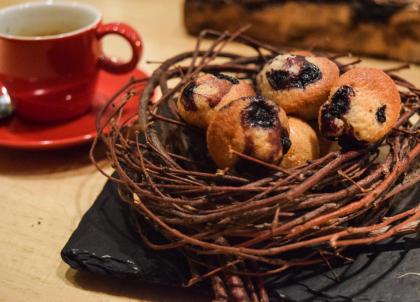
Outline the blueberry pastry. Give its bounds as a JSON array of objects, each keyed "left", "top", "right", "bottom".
[
  {"left": 207, "top": 95, "right": 290, "bottom": 169},
  {"left": 257, "top": 53, "right": 339, "bottom": 120},
  {"left": 281, "top": 117, "right": 320, "bottom": 169},
  {"left": 319, "top": 67, "right": 401, "bottom": 148},
  {"left": 177, "top": 73, "right": 255, "bottom": 128},
  {"left": 185, "top": 0, "right": 420, "bottom": 63}
]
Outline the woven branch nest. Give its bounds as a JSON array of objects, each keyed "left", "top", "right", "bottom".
[{"left": 91, "top": 29, "right": 420, "bottom": 295}]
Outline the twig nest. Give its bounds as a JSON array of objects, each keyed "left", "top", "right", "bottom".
[
  {"left": 177, "top": 73, "right": 255, "bottom": 128},
  {"left": 281, "top": 117, "right": 320, "bottom": 168},
  {"left": 207, "top": 95, "right": 290, "bottom": 169},
  {"left": 257, "top": 53, "right": 339, "bottom": 120},
  {"left": 319, "top": 67, "right": 401, "bottom": 148}
]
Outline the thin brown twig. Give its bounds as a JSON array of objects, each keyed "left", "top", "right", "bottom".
[{"left": 90, "top": 28, "right": 420, "bottom": 299}]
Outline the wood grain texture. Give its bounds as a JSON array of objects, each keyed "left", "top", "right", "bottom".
[{"left": 0, "top": 0, "right": 418, "bottom": 301}]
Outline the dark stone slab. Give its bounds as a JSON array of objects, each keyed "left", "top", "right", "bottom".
[
  {"left": 61, "top": 177, "right": 189, "bottom": 286},
  {"left": 61, "top": 177, "right": 420, "bottom": 301}
]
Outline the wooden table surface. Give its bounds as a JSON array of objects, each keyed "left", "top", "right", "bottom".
[{"left": 0, "top": 1, "right": 419, "bottom": 301}]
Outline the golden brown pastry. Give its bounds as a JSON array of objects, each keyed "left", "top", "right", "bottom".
[
  {"left": 185, "top": 0, "right": 420, "bottom": 63},
  {"left": 290, "top": 50, "right": 314, "bottom": 57},
  {"left": 257, "top": 53, "right": 339, "bottom": 120},
  {"left": 177, "top": 73, "right": 255, "bottom": 128},
  {"left": 319, "top": 67, "right": 401, "bottom": 148},
  {"left": 281, "top": 117, "right": 320, "bottom": 168},
  {"left": 207, "top": 95, "right": 290, "bottom": 169}
]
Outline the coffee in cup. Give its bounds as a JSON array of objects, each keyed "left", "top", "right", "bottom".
[{"left": 0, "top": 2, "right": 142, "bottom": 122}]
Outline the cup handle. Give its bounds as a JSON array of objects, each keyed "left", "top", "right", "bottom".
[{"left": 96, "top": 22, "right": 142, "bottom": 74}]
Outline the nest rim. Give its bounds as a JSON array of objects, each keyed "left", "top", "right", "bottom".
[{"left": 90, "top": 29, "right": 420, "bottom": 287}]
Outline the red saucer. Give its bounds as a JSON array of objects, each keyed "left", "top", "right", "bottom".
[{"left": 0, "top": 68, "right": 147, "bottom": 150}]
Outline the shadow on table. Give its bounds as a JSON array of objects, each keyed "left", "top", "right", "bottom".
[
  {"left": 64, "top": 268, "right": 210, "bottom": 302},
  {"left": 0, "top": 143, "right": 107, "bottom": 175}
]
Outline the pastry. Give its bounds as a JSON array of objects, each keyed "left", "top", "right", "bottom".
[
  {"left": 257, "top": 53, "right": 339, "bottom": 120},
  {"left": 308, "top": 120, "right": 340, "bottom": 156},
  {"left": 281, "top": 117, "right": 320, "bottom": 168},
  {"left": 184, "top": 0, "right": 420, "bottom": 63},
  {"left": 177, "top": 73, "right": 255, "bottom": 128},
  {"left": 207, "top": 95, "right": 290, "bottom": 169},
  {"left": 319, "top": 67, "right": 401, "bottom": 148}
]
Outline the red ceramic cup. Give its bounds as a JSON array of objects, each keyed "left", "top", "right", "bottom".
[{"left": 0, "top": 2, "right": 142, "bottom": 122}]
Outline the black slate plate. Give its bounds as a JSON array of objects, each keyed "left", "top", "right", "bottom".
[{"left": 61, "top": 178, "right": 420, "bottom": 302}]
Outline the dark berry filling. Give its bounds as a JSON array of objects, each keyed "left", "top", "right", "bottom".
[
  {"left": 215, "top": 73, "right": 239, "bottom": 84},
  {"left": 376, "top": 105, "right": 387, "bottom": 123},
  {"left": 241, "top": 96, "right": 278, "bottom": 129},
  {"left": 320, "top": 85, "right": 355, "bottom": 135},
  {"left": 329, "top": 85, "right": 354, "bottom": 117},
  {"left": 266, "top": 70, "right": 289, "bottom": 90},
  {"left": 266, "top": 55, "right": 321, "bottom": 90},
  {"left": 281, "top": 136, "right": 291, "bottom": 154},
  {"left": 277, "top": 126, "right": 291, "bottom": 154},
  {"left": 181, "top": 81, "right": 198, "bottom": 111},
  {"left": 320, "top": 112, "right": 339, "bottom": 137}
]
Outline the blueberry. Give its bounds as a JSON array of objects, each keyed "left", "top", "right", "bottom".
[
  {"left": 266, "top": 56, "right": 321, "bottom": 90},
  {"left": 376, "top": 105, "right": 387, "bottom": 123},
  {"left": 181, "top": 81, "right": 198, "bottom": 111},
  {"left": 241, "top": 96, "right": 278, "bottom": 129}
]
